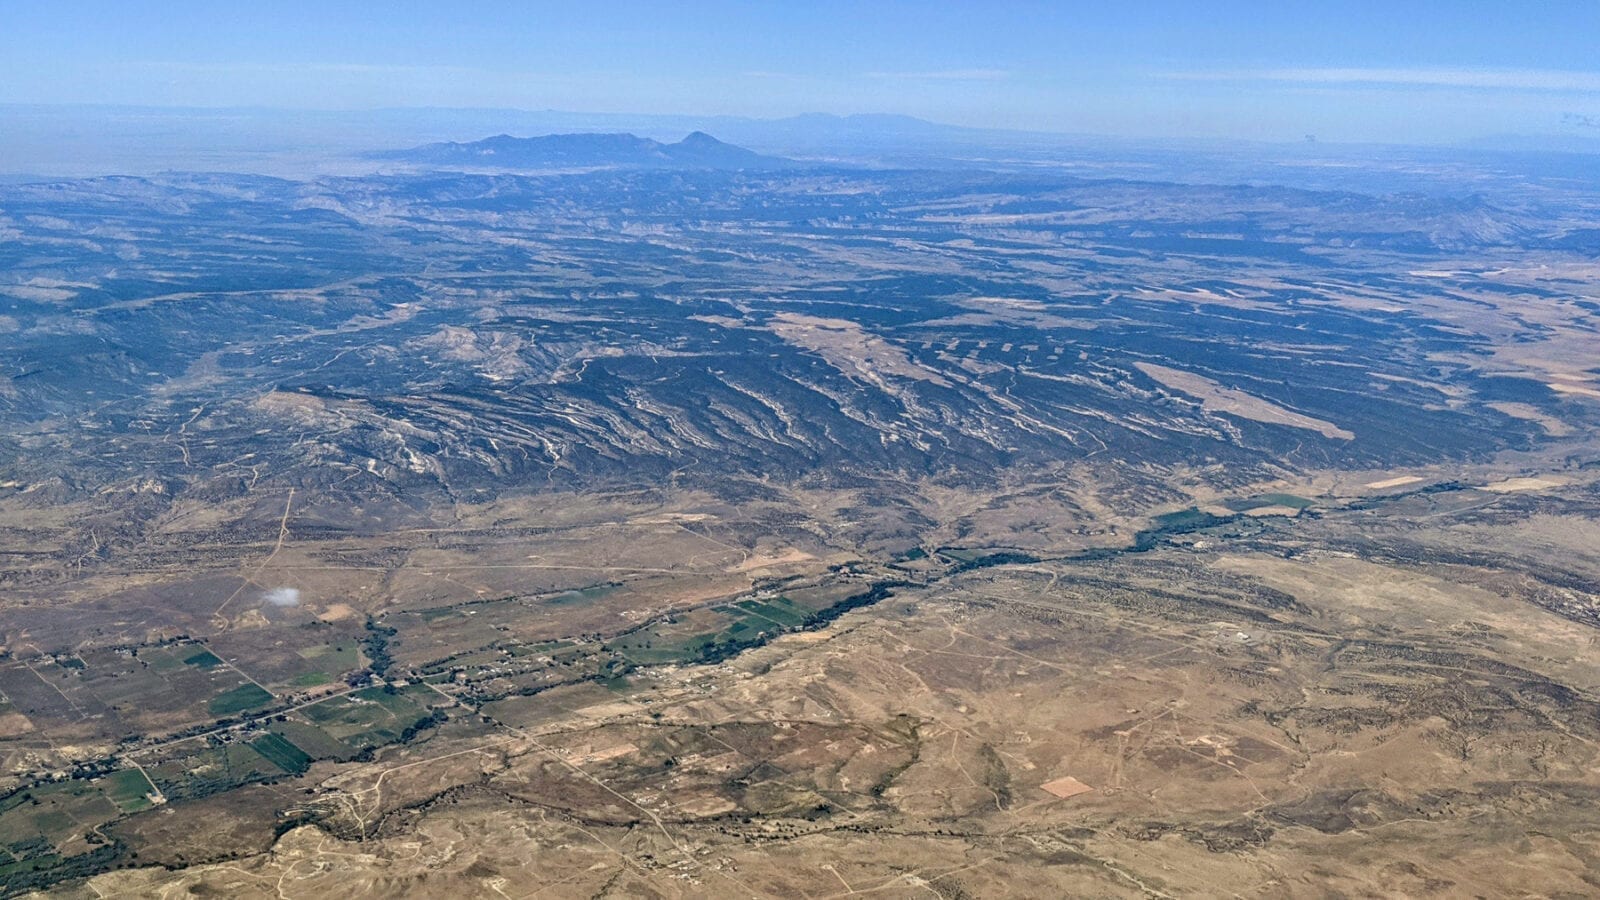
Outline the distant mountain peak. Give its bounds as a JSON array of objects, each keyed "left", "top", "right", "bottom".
[{"left": 370, "top": 131, "right": 791, "bottom": 171}]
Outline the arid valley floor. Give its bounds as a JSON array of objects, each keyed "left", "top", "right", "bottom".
[{"left": 2, "top": 146, "right": 1600, "bottom": 897}]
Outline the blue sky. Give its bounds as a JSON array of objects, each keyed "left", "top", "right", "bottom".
[{"left": 4, "top": 1, "right": 1599, "bottom": 143}]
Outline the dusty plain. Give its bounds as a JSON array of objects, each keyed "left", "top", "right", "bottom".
[{"left": 0, "top": 154, "right": 1598, "bottom": 897}]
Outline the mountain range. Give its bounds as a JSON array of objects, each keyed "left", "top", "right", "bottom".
[{"left": 370, "top": 130, "right": 791, "bottom": 170}]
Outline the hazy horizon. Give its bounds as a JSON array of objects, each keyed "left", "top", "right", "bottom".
[{"left": 5, "top": 1, "right": 1600, "bottom": 145}]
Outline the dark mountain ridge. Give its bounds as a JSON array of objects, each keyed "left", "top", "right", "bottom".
[{"left": 370, "top": 130, "right": 792, "bottom": 171}]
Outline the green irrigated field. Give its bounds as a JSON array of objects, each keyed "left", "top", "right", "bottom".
[
  {"left": 736, "top": 596, "right": 812, "bottom": 628},
  {"left": 0, "top": 641, "right": 315, "bottom": 762},
  {"left": 269, "top": 720, "right": 356, "bottom": 761},
  {"left": 181, "top": 649, "right": 224, "bottom": 669},
  {"left": 0, "top": 684, "right": 448, "bottom": 888},
  {"left": 1224, "top": 492, "right": 1317, "bottom": 512},
  {"left": 0, "top": 849, "right": 62, "bottom": 883},
  {"left": 208, "top": 683, "right": 274, "bottom": 716},
  {"left": 0, "top": 777, "right": 123, "bottom": 870},
  {"left": 610, "top": 596, "right": 821, "bottom": 666},
  {"left": 137, "top": 646, "right": 186, "bottom": 672},
  {"left": 1151, "top": 507, "right": 1226, "bottom": 530},
  {"left": 297, "top": 686, "right": 435, "bottom": 752},
  {"left": 280, "top": 641, "right": 362, "bottom": 688},
  {"left": 504, "top": 639, "right": 575, "bottom": 658},
  {"left": 249, "top": 733, "right": 312, "bottom": 775},
  {"left": 148, "top": 743, "right": 278, "bottom": 802},
  {"left": 545, "top": 583, "right": 620, "bottom": 607},
  {"left": 99, "top": 769, "right": 156, "bottom": 813}
]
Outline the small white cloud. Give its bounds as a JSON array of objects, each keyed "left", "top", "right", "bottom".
[{"left": 262, "top": 587, "right": 301, "bottom": 607}]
